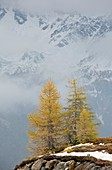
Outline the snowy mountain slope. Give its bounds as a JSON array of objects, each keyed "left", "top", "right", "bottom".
[
  {"left": 0, "top": 8, "right": 112, "bottom": 56},
  {"left": 0, "top": 8, "right": 112, "bottom": 79},
  {"left": 0, "top": 51, "right": 44, "bottom": 76},
  {"left": 0, "top": 7, "right": 112, "bottom": 170},
  {"left": 77, "top": 32, "right": 112, "bottom": 84},
  {"left": 0, "top": 7, "right": 6, "bottom": 20}
]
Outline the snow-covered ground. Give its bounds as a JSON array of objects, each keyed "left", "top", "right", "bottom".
[
  {"left": 55, "top": 151, "right": 112, "bottom": 161},
  {"left": 54, "top": 143, "right": 112, "bottom": 162}
]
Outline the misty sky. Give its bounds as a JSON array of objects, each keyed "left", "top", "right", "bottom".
[{"left": 0, "top": 0, "right": 112, "bottom": 16}]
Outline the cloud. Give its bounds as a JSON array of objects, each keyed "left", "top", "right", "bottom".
[
  {"left": 0, "top": 0, "right": 112, "bottom": 16},
  {"left": 0, "top": 77, "right": 39, "bottom": 113}
]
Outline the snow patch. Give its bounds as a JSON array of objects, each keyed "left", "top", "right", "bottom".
[{"left": 55, "top": 151, "right": 112, "bottom": 162}]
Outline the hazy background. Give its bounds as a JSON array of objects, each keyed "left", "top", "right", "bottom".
[{"left": 0, "top": 0, "right": 112, "bottom": 16}]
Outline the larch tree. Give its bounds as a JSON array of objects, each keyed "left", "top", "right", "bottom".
[
  {"left": 77, "top": 108, "right": 99, "bottom": 143},
  {"left": 64, "top": 80, "right": 89, "bottom": 144},
  {"left": 27, "top": 80, "right": 62, "bottom": 155}
]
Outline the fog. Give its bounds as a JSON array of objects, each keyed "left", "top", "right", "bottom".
[
  {"left": 0, "top": 77, "right": 40, "bottom": 113},
  {"left": 0, "top": 0, "right": 112, "bottom": 16}
]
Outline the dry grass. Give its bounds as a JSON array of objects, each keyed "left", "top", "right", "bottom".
[{"left": 93, "top": 137, "right": 112, "bottom": 144}]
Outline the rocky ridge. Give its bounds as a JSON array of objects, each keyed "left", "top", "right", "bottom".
[
  {"left": 14, "top": 155, "right": 112, "bottom": 170},
  {"left": 14, "top": 142, "right": 112, "bottom": 170}
]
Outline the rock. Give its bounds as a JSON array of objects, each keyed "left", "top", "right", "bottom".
[
  {"left": 14, "top": 155, "right": 112, "bottom": 170},
  {"left": 75, "top": 161, "right": 112, "bottom": 170},
  {"left": 31, "top": 159, "right": 46, "bottom": 170},
  {"left": 75, "top": 162, "right": 84, "bottom": 170},
  {"left": 84, "top": 163, "right": 96, "bottom": 170},
  {"left": 41, "top": 167, "right": 45, "bottom": 170},
  {"left": 75, "top": 162, "right": 95, "bottom": 170},
  {"left": 91, "top": 166, "right": 101, "bottom": 170},
  {"left": 53, "top": 162, "right": 65, "bottom": 170},
  {"left": 45, "top": 159, "right": 59, "bottom": 170},
  {"left": 18, "top": 166, "right": 29, "bottom": 170},
  {"left": 18, "top": 163, "right": 33, "bottom": 170},
  {"left": 64, "top": 160, "right": 76, "bottom": 170},
  {"left": 101, "top": 167, "right": 112, "bottom": 170}
]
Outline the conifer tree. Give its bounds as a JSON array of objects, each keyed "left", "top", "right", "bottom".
[
  {"left": 77, "top": 108, "right": 99, "bottom": 143},
  {"left": 64, "top": 80, "right": 88, "bottom": 144},
  {"left": 27, "top": 80, "right": 62, "bottom": 155}
]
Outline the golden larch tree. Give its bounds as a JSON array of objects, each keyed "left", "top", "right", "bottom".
[
  {"left": 27, "top": 80, "right": 62, "bottom": 155},
  {"left": 77, "top": 108, "right": 99, "bottom": 143}
]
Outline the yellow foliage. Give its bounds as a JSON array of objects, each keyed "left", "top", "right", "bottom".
[
  {"left": 77, "top": 108, "right": 99, "bottom": 143},
  {"left": 27, "top": 80, "right": 63, "bottom": 154}
]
